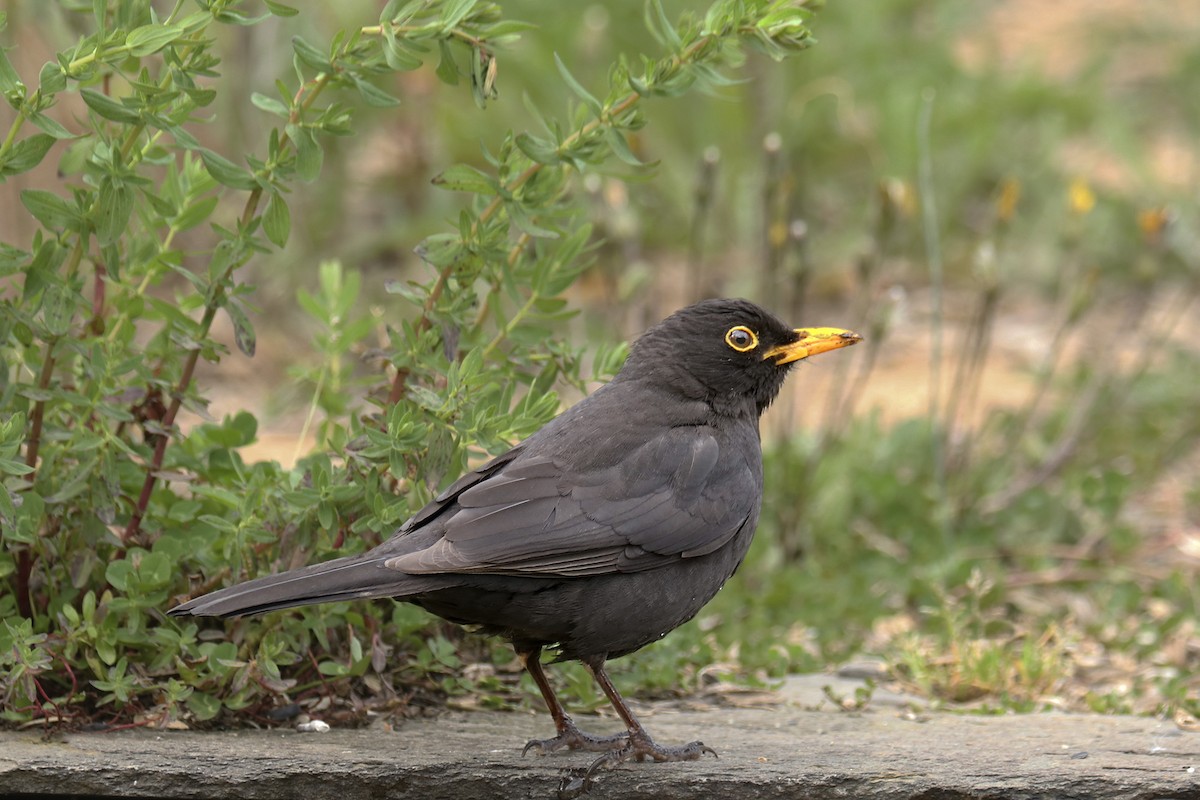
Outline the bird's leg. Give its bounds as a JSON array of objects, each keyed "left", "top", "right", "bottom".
[
  {"left": 518, "top": 646, "right": 630, "bottom": 756},
  {"left": 582, "top": 656, "right": 717, "bottom": 775}
]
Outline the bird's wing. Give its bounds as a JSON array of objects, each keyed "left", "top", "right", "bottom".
[
  {"left": 393, "top": 443, "right": 528, "bottom": 534},
  {"left": 384, "top": 426, "right": 757, "bottom": 577}
]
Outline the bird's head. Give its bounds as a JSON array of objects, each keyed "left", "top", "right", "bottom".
[{"left": 619, "top": 299, "right": 862, "bottom": 417}]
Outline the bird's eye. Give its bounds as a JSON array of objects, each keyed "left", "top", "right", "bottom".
[{"left": 724, "top": 325, "right": 758, "bottom": 352}]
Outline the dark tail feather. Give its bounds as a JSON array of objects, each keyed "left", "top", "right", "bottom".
[{"left": 168, "top": 554, "right": 433, "bottom": 618}]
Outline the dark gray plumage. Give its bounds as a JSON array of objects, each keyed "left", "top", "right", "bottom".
[{"left": 169, "top": 298, "right": 861, "bottom": 774}]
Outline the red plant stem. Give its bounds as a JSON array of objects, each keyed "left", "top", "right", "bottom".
[
  {"left": 58, "top": 649, "right": 79, "bottom": 697},
  {"left": 121, "top": 62, "right": 328, "bottom": 542},
  {"left": 16, "top": 347, "right": 58, "bottom": 619},
  {"left": 15, "top": 550, "right": 33, "bottom": 619},
  {"left": 23, "top": 350, "right": 55, "bottom": 472},
  {"left": 386, "top": 264, "right": 453, "bottom": 404},
  {"left": 123, "top": 307, "right": 212, "bottom": 543},
  {"left": 90, "top": 261, "right": 107, "bottom": 334}
]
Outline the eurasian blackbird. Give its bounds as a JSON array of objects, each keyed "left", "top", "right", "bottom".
[{"left": 169, "top": 298, "right": 860, "bottom": 774}]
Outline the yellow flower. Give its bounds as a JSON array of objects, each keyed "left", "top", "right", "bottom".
[{"left": 1068, "top": 178, "right": 1095, "bottom": 216}]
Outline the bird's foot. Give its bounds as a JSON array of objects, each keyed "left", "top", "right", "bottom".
[
  {"left": 584, "top": 730, "right": 717, "bottom": 775},
  {"left": 522, "top": 718, "right": 630, "bottom": 756},
  {"left": 554, "top": 734, "right": 715, "bottom": 800}
]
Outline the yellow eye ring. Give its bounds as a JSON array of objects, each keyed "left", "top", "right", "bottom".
[{"left": 724, "top": 325, "right": 758, "bottom": 352}]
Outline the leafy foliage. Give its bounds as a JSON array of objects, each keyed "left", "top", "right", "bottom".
[
  {"left": 0, "top": 0, "right": 816, "bottom": 727},
  {"left": 4, "top": 0, "right": 1199, "bottom": 733}
]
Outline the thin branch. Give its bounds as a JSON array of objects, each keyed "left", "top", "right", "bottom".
[
  {"left": 123, "top": 305, "right": 214, "bottom": 542},
  {"left": 122, "top": 66, "right": 335, "bottom": 541},
  {"left": 15, "top": 345, "right": 58, "bottom": 619}
]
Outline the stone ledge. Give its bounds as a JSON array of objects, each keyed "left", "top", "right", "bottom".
[{"left": 3, "top": 682, "right": 1199, "bottom": 800}]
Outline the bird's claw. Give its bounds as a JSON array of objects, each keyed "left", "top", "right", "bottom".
[
  {"left": 523, "top": 721, "right": 630, "bottom": 756},
  {"left": 556, "top": 770, "right": 595, "bottom": 800},
  {"left": 585, "top": 736, "right": 716, "bottom": 776},
  {"left": 555, "top": 736, "right": 715, "bottom": 800}
]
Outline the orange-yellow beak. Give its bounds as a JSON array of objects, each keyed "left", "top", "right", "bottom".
[{"left": 762, "top": 327, "right": 863, "bottom": 365}]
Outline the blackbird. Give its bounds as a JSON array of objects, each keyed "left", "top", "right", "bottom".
[{"left": 169, "top": 298, "right": 860, "bottom": 774}]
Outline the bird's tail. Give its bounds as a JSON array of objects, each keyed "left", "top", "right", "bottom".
[{"left": 168, "top": 553, "right": 440, "bottom": 618}]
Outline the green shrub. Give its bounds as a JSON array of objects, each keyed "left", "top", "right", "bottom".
[{"left": 0, "top": 0, "right": 817, "bottom": 726}]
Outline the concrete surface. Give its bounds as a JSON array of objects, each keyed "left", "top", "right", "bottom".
[{"left": 2, "top": 675, "right": 1198, "bottom": 799}]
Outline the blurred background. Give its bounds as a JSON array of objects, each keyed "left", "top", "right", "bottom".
[
  {"left": 5, "top": 0, "right": 1197, "bottom": 439},
  {"left": 4, "top": 0, "right": 1199, "bottom": 716}
]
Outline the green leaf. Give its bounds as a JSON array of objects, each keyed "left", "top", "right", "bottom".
[
  {"left": 1, "top": 133, "right": 55, "bottom": 176},
  {"left": 318, "top": 659, "right": 350, "bottom": 677},
  {"left": 228, "top": 410, "right": 258, "bottom": 445},
  {"left": 224, "top": 298, "right": 256, "bottom": 357},
  {"left": 186, "top": 691, "right": 221, "bottom": 721},
  {"left": 38, "top": 61, "right": 66, "bottom": 95},
  {"left": 352, "top": 76, "right": 401, "bottom": 108},
  {"left": 172, "top": 194, "right": 218, "bottom": 231},
  {"left": 96, "top": 638, "right": 117, "bottom": 667},
  {"left": 139, "top": 552, "right": 171, "bottom": 589},
  {"left": 292, "top": 35, "right": 332, "bottom": 72},
  {"left": 199, "top": 148, "right": 256, "bottom": 190},
  {"left": 431, "top": 163, "right": 496, "bottom": 195},
  {"left": 317, "top": 501, "right": 334, "bottom": 529},
  {"left": 0, "top": 45, "right": 24, "bottom": 98},
  {"left": 382, "top": 31, "right": 423, "bottom": 72},
  {"left": 80, "top": 89, "right": 141, "bottom": 124},
  {"left": 478, "top": 19, "right": 536, "bottom": 44},
  {"left": 506, "top": 202, "right": 558, "bottom": 239},
  {"left": 606, "top": 129, "right": 650, "bottom": 167},
  {"left": 514, "top": 132, "right": 561, "bottom": 165},
  {"left": 215, "top": 8, "right": 270, "bottom": 26},
  {"left": 20, "top": 189, "right": 79, "bottom": 230},
  {"left": 435, "top": 40, "right": 459, "bottom": 86},
  {"left": 105, "top": 560, "right": 133, "bottom": 592},
  {"left": 166, "top": 124, "right": 200, "bottom": 150},
  {"left": 7, "top": 491, "right": 43, "bottom": 545},
  {"left": 0, "top": 458, "right": 34, "bottom": 477},
  {"left": 56, "top": 138, "right": 91, "bottom": 175},
  {"left": 440, "top": 0, "right": 477, "bottom": 30},
  {"left": 378, "top": 0, "right": 406, "bottom": 23},
  {"left": 175, "top": 9, "right": 214, "bottom": 35},
  {"left": 183, "top": 86, "right": 217, "bottom": 107},
  {"left": 43, "top": 456, "right": 96, "bottom": 503},
  {"left": 142, "top": 189, "right": 177, "bottom": 218},
  {"left": 413, "top": 232, "right": 461, "bottom": 268},
  {"left": 554, "top": 53, "right": 601, "bottom": 115},
  {"left": 262, "top": 191, "right": 290, "bottom": 248},
  {"left": 125, "top": 23, "right": 185, "bottom": 57},
  {"left": 95, "top": 178, "right": 134, "bottom": 246},
  {"left": 250, "top": 92, "right": 288, "bottom": 118},
  {"left": 469, "top": 44, "right": 492, "bottom": 108},
  {"left": 0, "top": 242, "right": 28, "bottom": 272},
  {"left": 42, "top": 282, "right": 76, "bottom": 336},
  {"left": 645, "top": 0, "right": 683, "bottom": 49},
  {"left": 28, "top": 112, "right": 73, "bottom": 139},
  {"left": 264, "top": 0, "right": 298, "bottom": 17},
  {"left": 23, "top": 238, "right": 66, "bottom": 305},
  {"left": 207, "top": 238, "right": 238, "bottom": 283},
  {"left": 288, "top": 124, "right": 322, "bottom": 182}
]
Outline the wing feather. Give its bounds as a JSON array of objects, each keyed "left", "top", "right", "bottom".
[{"left": 386, "top": 426, "right": 756, "bottom": 578}]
